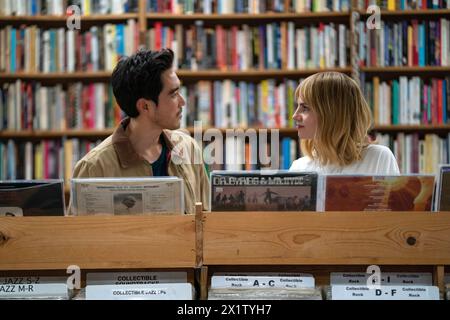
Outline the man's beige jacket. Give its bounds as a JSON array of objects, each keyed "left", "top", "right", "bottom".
[{"left": 70, "top": 118, "right": 210, "bottom": 214}]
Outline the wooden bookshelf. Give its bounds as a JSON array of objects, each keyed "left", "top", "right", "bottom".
[
  {"left": 0, "top": 72, "right": 112, "bottom": 83},
  {"left": 177, "top": 68, "right": 353, "bottom": 80},
  {"left": 0, "top": 68, "right": 353, "bottom": 83},
  {"left": 372, "top": 125, "right": 450, "bottom": 133},
  {"left": 359, "top": 9, "right": 450, "bottom": 18},
  {"left": 361, "top": 67, "right": 450, "bottom": 78},
  {"left": 2, "top": 125, "right": 450, "bottom": 140},
  {"left": 0, "top": 14, "right": 139, "bottom": 22},
  {"left": 0, "top": 128, "right": 297, "bottom": 140},
  {"left": 146, "top": 12, "right": 351, "bottom": 24},
  {"left": 0, "top": 14, "right": 140, "bottom": 29},
  {"left": 0, "top": 129, "right": 114, "bottom": 139}
]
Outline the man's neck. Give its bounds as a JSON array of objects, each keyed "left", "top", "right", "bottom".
[{"left": 126, "top": 118, "right": 163, "bottom": 163}]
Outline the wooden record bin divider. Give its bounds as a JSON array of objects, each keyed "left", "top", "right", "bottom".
[
  {"left": 197, "top": 205, "right": 450, "bottom": 300},
  {"left": 0, "top": 203, "right": 450, "bottom": 299},
  {"left": 0, "top": 214, "right": 200, "bottom": 290}
]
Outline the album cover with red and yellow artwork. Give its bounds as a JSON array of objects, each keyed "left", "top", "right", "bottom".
[{"left": 324, "top": 175, "right": 435, "bottom": 211}]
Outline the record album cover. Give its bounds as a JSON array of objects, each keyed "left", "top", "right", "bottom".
[
  {"left": 324, "top": 175, "right": 435, "bottom": 211},
  {"left": 71, "top": 177, "right": 184, "bottom": 215},
  {"left": 0, "top": 180, "right": 65, "bottom": 216},
  {"left": 211, "top": 170, "right": 318, "bottom": 211},
  {"left": 435, "top": 165, "right": 450, "bottom": 211}
]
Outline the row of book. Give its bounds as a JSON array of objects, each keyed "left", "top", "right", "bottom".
[
  {"left": 0, "top": 79, "right": 299, "bottom": 130},
  {"left": 357, "top": 19, "right": 450, "bottom": 67},
  {"left": 2, "top": 76, "right": 450, "bottom": 132},
  {"left": 357, "top": 0, "right": 450, "bottom": 10},
  {"left": 363, "top": 76, "right": 450, "bottom": 125},
  {"left": 147, "top": 0, "right": 350, "bottom": 13},
  {"left": 0, "top": 136, "right": 295, "bottom": 181},
  {"left": 206, "top": 136, "right": 299, "bottom": 172},
  {"left": 181, "top": 79, "right": 299, "bottom": 128},
  {"left": 1, "top": 271, "right": 448, "bottom": 300},
  {"left": 376, "top": 132, "right": 450, "bottom": 175},
  {"left": 0, "top": 21, "right": 139, "bottom": 73},
  {"left": 0, "top": 138, "right": 101, "bottom": 181},
  {"left": 0, "top": 0, "right": 139, "bottom": 16},
  {"left": 148, "top": 22, "right": 349, "bottom": 71},
  {"left": 0, "top": 81, "right": 122, "bottom": 131},
  {"left": 6, "top": 18, "right": 450, "bottom": 72},
  {"left": 1, "top": 132, "right": 449, "bottom": 183},
  {"left": 0, "top": 21, "right": 348, "bottom": 73}
]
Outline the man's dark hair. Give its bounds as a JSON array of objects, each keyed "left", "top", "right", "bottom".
[{"left": 111, "top": 48, "right": 174, "bottom": 117}]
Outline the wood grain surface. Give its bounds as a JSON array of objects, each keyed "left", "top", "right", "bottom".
[
  {"left": 203, "top": 212, "right": 450, "bottom": 265},
  {"left": 0, "top": 215, "right": 196, "bottom": 270}
]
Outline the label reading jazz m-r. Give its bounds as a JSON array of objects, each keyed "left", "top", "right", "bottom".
[{"left": 0, "top": 276, "right": 68, "bottom": 298}]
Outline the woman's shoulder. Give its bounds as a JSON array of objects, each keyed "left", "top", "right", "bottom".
[
  {"left": 290, "top": 156, "right": 313, "bottom": 171},
  {"left": 365, "top": 144, "right": 395, "bottom": 158},
  {"left": 366, "top": 143, "right": 393, "bottom": 153},
  {"left": 362, "top": 143, "right": 400, "bottom": 175}
]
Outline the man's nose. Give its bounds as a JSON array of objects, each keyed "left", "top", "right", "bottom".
[{"left": 179, "top": 94, "right": 186, "bottom": 107}]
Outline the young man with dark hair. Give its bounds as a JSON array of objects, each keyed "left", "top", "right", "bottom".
[{"left": 71, "top": 49, "right": 210, "bottom": 214}]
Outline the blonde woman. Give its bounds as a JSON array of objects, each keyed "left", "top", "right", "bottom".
[{"left": 290, "top": 72, "right": 400, "bottom": 175}]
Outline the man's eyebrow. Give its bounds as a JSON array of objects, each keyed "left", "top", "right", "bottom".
[{"left": 168, "top": 86, "right": 180, "bottom": 94}]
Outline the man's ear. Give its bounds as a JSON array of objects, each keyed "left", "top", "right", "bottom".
[{"left": 136, "top": 98, "right": 154, "bottom": 114}]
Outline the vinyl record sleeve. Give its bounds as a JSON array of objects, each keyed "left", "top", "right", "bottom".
[
  {"left": 210, "top": 170, "right": 318, "bottom": 212},
  {"left": 0, "top": 179, "right": 65, "bottom": 216},
  {"left": 71, "top": 177, "right": 184, "bottom": 215},
  {"left": 323, "top": 174, "right": 435, "bottom": 211}
]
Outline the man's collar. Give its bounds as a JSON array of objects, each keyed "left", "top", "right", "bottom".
[{"left": 112, "top": 117, "right": 177, "bottom": 168}]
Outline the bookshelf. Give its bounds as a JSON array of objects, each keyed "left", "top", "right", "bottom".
[
  {"left": 1, "top": 1, "right": 450, "bottom": 182},
  {"left": 354, "top": 6, "right": 450, "bottom": 174},
  {"left": 358, "top": 9, "right": 450, "bottom": 18},
  {"left": 2, "top": 125, "right": 450, "bottom": 140}
]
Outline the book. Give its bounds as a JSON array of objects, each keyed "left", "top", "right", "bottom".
[
  {"left": 70, "top": 177, "right": 184, "bottom": 215},
  {"left": 322, "top": 175, "right": 435, "bottom": 211},
  {"left": 434, "top": 164, "right": 450, "bottom": 211},
  {"left": 210, "top": 170, "right": 318, "bottom": 211},
  {"left": 0, "top": 179, "right": 65, "bottom": 216}
]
